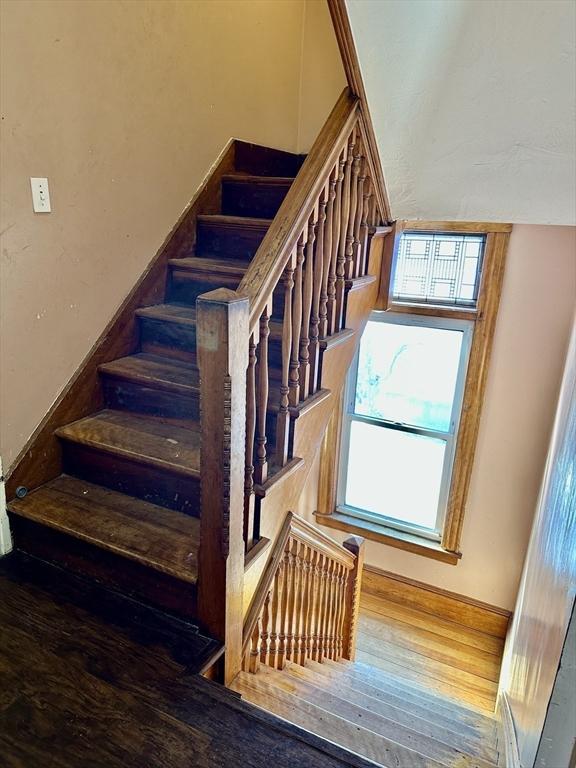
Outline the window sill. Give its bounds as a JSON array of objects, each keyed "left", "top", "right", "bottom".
[{"left": 313, "top": 510, "right": 461, "bottom": 565}]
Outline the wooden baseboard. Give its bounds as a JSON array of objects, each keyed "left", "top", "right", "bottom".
[
  {"left": 362, "top": 564, "right": 511, "bottom": 639},
  {"left": 497, "top": 692, "right": 521, "bottom": 768}
]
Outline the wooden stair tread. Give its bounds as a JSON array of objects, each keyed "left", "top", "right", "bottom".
[
  {"left": 7, "top": 475, "right": 199, "bottom": 583},
  {"left": 196, "top": 213, "right": 273, "bottom": 228},
  {"left": 307, "top": 659, "right": 497, "bottom": 735},
  {"left": 56, "top": 410, "right": 201, "bottom": 478},
  {"left": 135, "top": 303, "right": 196, "bottom": 327},
  {"left": 253, "top": 665, "right": 498, "bottom": 767},
  {"left": 231, "top": 670, "right": 476, "bottom": 768},
  {"left": 283, "top": 662, "right": 496, "bottom": 759},
  {"left": 168, "top": 256, "right": 250, "bottom": 277},
  {"left": 99, "top": 353, "right": 199, "bottom": 393},
  {"left": 221, "top": 173, "right": 294, "bottom": 185}
]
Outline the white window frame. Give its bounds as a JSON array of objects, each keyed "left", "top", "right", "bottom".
[{"left": 337, "top": 310, "right": 474, "bottom": 542}]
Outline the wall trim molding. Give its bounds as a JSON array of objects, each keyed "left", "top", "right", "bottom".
[
  {"left": 497, "top": 692, "right": 522, "bottom": 768},
  {"left": 362, "top": 563, "right": 511, "bottom": 639}
]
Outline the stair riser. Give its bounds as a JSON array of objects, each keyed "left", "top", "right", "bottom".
[
  {"left": 9, "top": 515, "right": 198, "bottom": 619},
  {"left": 169, "top": 270, "right": 287, "bottom": 320},
  {"left": 139, "top": 317, "right": 197, "bottom": 364},
  {"left": 196, "top": 221, "right": 268, "bottom": 260},
  {"left": 168, "top": 271, "right": 242, "bottom": 306},
  {"left": 222, "top": 180, "right": 291, "bottom": 219},
  {"left": 102, "top": 378, "right": 199, "bottom": 423},
  {"left": 61, "top": 442, "right": 201, "bottom": 517}
]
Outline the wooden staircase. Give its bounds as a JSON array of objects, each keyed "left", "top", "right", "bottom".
[
  {"left": 6, "top": 145, "right": 306, "bottom": 618},
  {"left": 6, "top": 87, "right": 392, "bottom": 683},
  {"left": 232, "top": 659, "right": 500, "bottom": 768}
]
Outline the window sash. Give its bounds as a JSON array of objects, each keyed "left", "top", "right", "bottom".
[
  {"left": 338, "top": 311, "right": 473, "bottom": 539},
  {"left": 391, "top": 232, "right": 486, "bottom": 309}
]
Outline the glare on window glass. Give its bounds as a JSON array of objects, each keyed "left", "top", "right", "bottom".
[
  {"left": 345, "top": 421, "right": 445, "bottom": 531},
  {"left": 354, "top": 320, "right": 463, "bottom": 433}
]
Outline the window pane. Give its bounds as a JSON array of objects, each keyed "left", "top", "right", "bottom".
[
  {"left": 393, "top": 233, "right": 484, "bottom": 307},
  {"left": 354, "top": 320, "right": 463, "bottom": 432},
  {"left": 345, "top": 421, "right": 445, "bottom": 531}
]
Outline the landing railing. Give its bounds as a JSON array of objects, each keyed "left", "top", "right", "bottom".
[
  {"left": 238, "top": 90, "right": 384, "bottom": 548},
  {"left": 242, "top": 512, "right": 365, "bottom": 673}
]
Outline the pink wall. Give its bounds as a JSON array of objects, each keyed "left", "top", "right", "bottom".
[{"left": 300, "top": 224, "right": 576, "bottom": 609}]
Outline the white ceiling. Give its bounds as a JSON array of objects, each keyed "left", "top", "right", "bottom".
[{"left": 347, "top": 0, "right": 576, "bottom": 225}]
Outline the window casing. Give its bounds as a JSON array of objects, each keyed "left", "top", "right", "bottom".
[
  {"left": 338, "top": 311, "right": 473, "bottom": 542},
  {"left": 315, "top": 221, "right": 510, "bottom": 562}
]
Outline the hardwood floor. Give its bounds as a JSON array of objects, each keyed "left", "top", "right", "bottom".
[
  {"left": 0, "top": 552, "right": 377, "bottom": 768},
  {"left": 357, "top": 592, "right": 505, "bottom": 713}
]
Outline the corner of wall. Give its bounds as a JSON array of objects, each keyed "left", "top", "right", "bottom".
[{"left": 0, "top": 458, "right": 13, "bottom": 556}]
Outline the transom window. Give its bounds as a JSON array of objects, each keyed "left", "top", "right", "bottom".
[
  {"left": 338, "top": 312, "right": 473, "bottom": 539},
  {"left": 393, "top": 232, "right": 485, "bottom": 308}
]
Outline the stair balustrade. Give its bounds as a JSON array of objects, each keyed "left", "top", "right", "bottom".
[
  {"left": 242, "top": 512, "right": 365, "bottom": 674},
  {"left": 237, "top": 91, "right": 382, "bottom": 547}
]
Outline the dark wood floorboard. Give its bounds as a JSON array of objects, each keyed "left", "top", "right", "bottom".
[{"left": 0, "top": 553, "right": 373, "bottom": 768}]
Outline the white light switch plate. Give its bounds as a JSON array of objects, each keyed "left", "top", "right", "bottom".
[{"left": 30, "top": 177, "right": 51, "bottom": 213}]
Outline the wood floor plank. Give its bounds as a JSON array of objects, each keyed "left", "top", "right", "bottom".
[
  {"left": 311, "top": 659, "right": 497, "bottom": 736},
  {"left": 259, "top": 666, "right": 498, "bottom": 767},
  {"left": 360, "top": 594, "right": 505, "bottom": 657},
  {"left": 284, "top": 662, "right": 497, "bottom": 761},
  {"left": 355, "top": 645, "right": 497, "bottom": 713},
  {"left": 358, "top": 607, "right": 501, "bottom": 681},
  {"left": 0, "top": 556, "right": 373, "bottom": 768},
  {"left": 232, "top": 671, "right": 454, "bottom": 768}
]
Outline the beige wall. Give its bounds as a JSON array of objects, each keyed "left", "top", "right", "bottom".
[
  {"left": 299, "top": 225, "right": 576, "bottom": 610},
  {"left": 297, "top": 0, "right": 346, "bottom": 152},
  {"left": 0, "top": 0, "right": 343, "bottom": 468}
]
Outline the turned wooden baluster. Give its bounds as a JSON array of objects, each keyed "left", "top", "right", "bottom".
[
  {"left": 309, "top": 190, "right": 327, "bottom": 395},
  {"left": 289, "top": 235, "right": 305, "bottom": 407},
  {"left": 299, "top": 216, "right": 316, "bottom": 401},
  {"left": 299, "top": 545, "right": 312, "bottom": 666},
  {"left": 320, "top": 558, "right": 333, "bottom": 661},
  {"left": 313, "top": 554, "right": 327, "bottom": 661},
  {"left": 306, "top": 550, "right": 320, "bottom": 659},
  {"left": 319, "top": 168, "right": 337, "bottom": 341},
  {"left": 290, "top": 540, "right": 304, "bottom": 663},
  {"left": 286, "top": 538, "right": 300, "bottom": 662},
  {"left": 331, "top": 563, "right": 342, "bottom": 660},
  {"left": 334, "top": 564, "right": 346, "bottom": 659},
  {"left": 275, "top": 253, "right": 295, "bottom": 466},
  {"left": 259, "top": 590, "right": 271, "bottom": 665},
  {"left": 244, "top": 332, "right": 257, "bottom": 548},
  {"left": 245, "top": 616, "right": 261, "bottom": 673},
  {"left": 327, "top": 149, "right": 346, "bottom": 337},
  {"left": 317, "top": 558, "right": 332, "bottom": 661},
  {"left": 254, "top": 307, "right": 270, "bottom": 485},
  {"left": 345, "top": 137, "right": 361, "bottom": 282},
  {"left": 277, "top": 546, "right": 291, "bottom": 670},
  {"left": 369, "top": 193, "right": 378, "bottom": 227},
  {"left": 335, "top": 130, "right": 355, "bottom": 330},
  {"left": 268, "top": 555, "right": 283, "bottom": 668},
  {"left": 352, "top": 153, "right": 366, "bottom": 279},
  {"left": 328, "top": 561, "right": 339, "bottom": 660},
  {"left": 359, "top": 181, "right": 372, "bottom": 278}
]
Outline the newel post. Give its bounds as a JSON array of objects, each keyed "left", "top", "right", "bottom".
[
  {"left": 341, "top": 536, "right": 365, "bottom": 661},
  {"left": 197, "top": 288, "right": 248, "bottom": 685}
]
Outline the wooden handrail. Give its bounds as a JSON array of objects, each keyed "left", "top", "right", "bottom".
[
  {"left": 238, "top": 89, "right": 359, "bottom": 332},
  {"left": 242, "top": 511, "right": 355, "bottom": 656}
]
